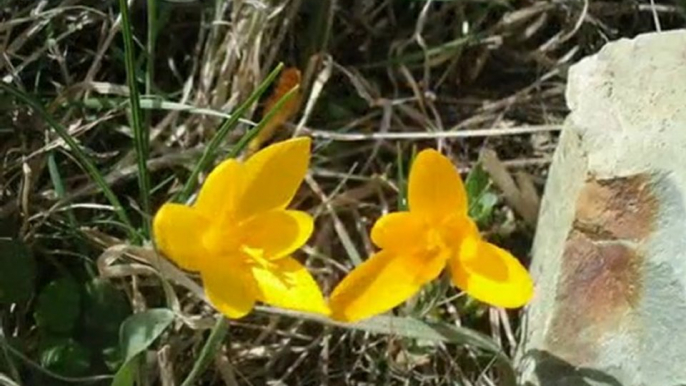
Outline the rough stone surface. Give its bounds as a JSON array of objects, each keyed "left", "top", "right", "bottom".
[{"left": 517, "top": 30, "right": 686, "bottom": 386}]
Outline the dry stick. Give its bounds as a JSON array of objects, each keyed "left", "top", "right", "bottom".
[
  {"left": 302, "top": 124, "right": 561, "bottom": 141},
  {"left": 480, "top": 148, "right": 541, "bottom": 227}
]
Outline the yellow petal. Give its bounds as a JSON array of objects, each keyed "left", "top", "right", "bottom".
[
  {"left": 329, "top": 250, "right": 446, "bottom": 323},
  {"left": 153, "top": 203, "right": 209, "bottom": 271},
  {"left": 240, "top": 210, "right": 313, "bottom": 260},
  {"left": 408, "top": 149, "right": 468, "bottom": 223},
  {"left": 370, "top": 212, "right": 425, "bottom": 252},
  {"left": 251, "top": 256, "right": 329, "bottom": 315},
  {"left": 235, "top": 137, "right": 311, "bottom": 220},
  {"left": 201, "top": 255, "right": 258, "bottom": 319},
  {"left": 193, "top": 158, "right": 244, "bottom": 220},
  {"left": 449, "top": 236, "right": 534, "bottom": 308}
]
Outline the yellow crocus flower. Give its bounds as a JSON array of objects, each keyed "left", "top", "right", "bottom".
[
  {"left": 329, "top": 149, "right": 534, "bottom": 322},
  {"left": 153, "top": 137, "right": 329, "bottom": 318}
]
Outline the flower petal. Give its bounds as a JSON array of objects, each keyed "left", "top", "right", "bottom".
[
  {"left": 449, "top": 236, "right": 534, "bottom": 308},
  {"left": 201, "top": 255, "right": 258, "bottom": 319},
  {"left": 153, "top": 203, "right": 209, "bottom": 271},
  {"left": 329, "top": 250, "right": 446, "bottom": 322},
  {"left": 408, "top": 149, "right": 468, "bottom": 222},
  {"left": 370, "top": 212, "right": 425, "bottom": 252},
  {"left": 251, "top": 257, "right": 329, "bottom": 315},
  {"left": 240, "top": 210, "right": 313, "bottom": 260},
  {"left": 235, "top": 137, "right": 311, "bottom": 220},
  {"left": 193, "top": 158, "right": 244, "bottom": 220}
]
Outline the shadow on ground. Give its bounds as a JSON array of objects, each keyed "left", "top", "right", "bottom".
[{"left": 522, "top": 350, "right": 623, "bottom": 386}]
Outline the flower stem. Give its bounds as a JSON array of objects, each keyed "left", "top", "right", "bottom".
[{"left": 180, "top": 316, "right": 229, "bottom": 386}]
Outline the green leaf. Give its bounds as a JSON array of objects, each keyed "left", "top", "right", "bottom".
[
  {"left": 118, "top": 0, "right": 151, "bottom": 238},
  {"left": 465, "top": 163, "right": 489, "bottom": 202},
  {"left": 473, "top": 192, "right": 498, "bottom": 224},
  {"left": 256, "top": 305, "right": 515, "bottom": 385},
  {"left": 34, "top": 277, "right": 81, "bottom": 334},
  {"left": 350, "top": 315, "right": 500, "bottom": 353},
  {"left": 102, "top": 346, "right": 124, "bottom": 372},
  {"left": 111, "top": 361, "right": 136, "bottom": 386},
  {"left": 38, "top": 337, "right": 91, "bottom": 377},
  {"left": 465, "top": 164, "right": 498, "bottom": 226},
  {"left": 119, "top": 308, "right": 175, "bottom": 361},
  {"left": 0, "top": 238, "right": 35, "bottom": 305},
  {"left": 111, "top": 308, "right": 175, "bottom": 386},
  {"left": 0, "top": 373, "right": 20, "bottom": 386},
  {"left": 83, "top": 279, "right": 131, "bottom": 341},
  {"left": 345, "top": 315, "right": 516, "bottom": 385}
]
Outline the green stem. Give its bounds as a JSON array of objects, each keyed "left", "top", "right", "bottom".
[
  {"left": 119, "top": 0, "right": 151, "bottom": 238},
  {"left": 226, "top": 84, "right": 300, "bottom": 159},
  {"left": 145, "top": 0, "right": 157, "bottom": 128},
  {"left": 175, "top": 63, "right": 285, "bottom": 203},
  {"left": 180, "top": 317, "right": 229, "bottom": 386}
]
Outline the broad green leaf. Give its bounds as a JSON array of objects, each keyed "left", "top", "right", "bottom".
[
  {"left": 473, "top": 192, "right": 498, "bottom": 224},
  {"left": 83, "top": 278, "right": 132, "bottom": 369},
  {"left": 111, "top": 308, "right": 175, "bottom": 386},
  {"left": 119, "top": 308, "right": 175, "bottom": 360},
  {"left": 83, "top": 279, "right": 131, "bottom": 342},
  {"left": 38, "top": 337, "right": 91, "bottom": 377},
  {"left": 465, "top": 164, "right": 489, "bottom": 200},
  {"left": 34, "top": 277, "right": 81, "bottom": 334},
  {"left": 0, "top": 238, "right": 35, "bottom": 305}
]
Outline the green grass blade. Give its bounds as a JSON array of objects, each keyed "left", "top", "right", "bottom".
[
  {"left": 361, "top": 34, "right": 483, "bottom": 69},
  {"left": 175, "top": 63, "right": 285, "bottom": 203},
  {"left": 145, "top": 0, "right": 157, "bottom": 99},
  {"left": 0, "top": 82, "right": 137, "bottom": 241},
  {"left": 47, "top": 151, "right": 77, "bottom": 227},
  {"left": 118, "top": 0, "right": 151, "bottom": 238},
  {"left": 179, "top": 317, "right": 229, "bottom": 386},
  {"left": 226, "top": 85, "right": 301, "bottom": 158}
]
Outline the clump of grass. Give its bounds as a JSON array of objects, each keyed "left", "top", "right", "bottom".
[{"left": 1, "top": 0, "right": 684, "bottom": 385}]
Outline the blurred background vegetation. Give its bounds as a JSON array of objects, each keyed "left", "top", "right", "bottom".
[{"left": 1, "top": 0, "right": 684, "bottom": 385}]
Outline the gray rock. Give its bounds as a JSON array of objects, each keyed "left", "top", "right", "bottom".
[{"left": 517, "top": 30, "right": 686, "bottom": 386}]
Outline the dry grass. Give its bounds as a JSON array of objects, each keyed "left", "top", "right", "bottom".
[{"left": 1, "top": 0, "right": 684, "bottom": 385}]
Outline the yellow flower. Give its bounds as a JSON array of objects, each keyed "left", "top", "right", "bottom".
[
  {"left": 329, "top": 149, "right": 534, "bottom": 322},
  {"left": 153, "top": 137, "right": 329, "bottom": 318}
]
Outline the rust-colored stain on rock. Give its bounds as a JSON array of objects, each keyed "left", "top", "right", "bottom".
[
  {"left": 545, "top": 174, "right": 657, "bottom": 366},
  {"left": 574, "top": 176, "right": 657, "bottom": 241}
]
